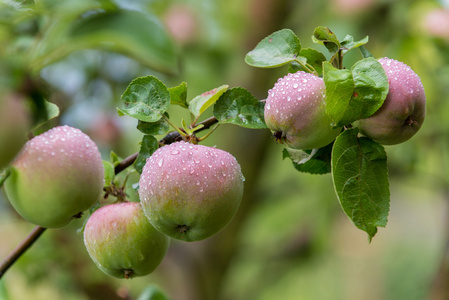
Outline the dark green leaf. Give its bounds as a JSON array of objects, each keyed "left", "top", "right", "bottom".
[
  {"left": 188, "top": 85, "right": 228, "bottom": 118},
  {"left": 245, "top": 29, "right": 301, "bottom": 68},
  {"left": 323, "top": 62, "right": 354, "bottom": 127},
  {"left": 213, "top": 87, "right": 266, "bottom": 129},
  {"left": 169, "top": 82, "right": 188, "bottom": 108},
  {"left": 103, "top": 160, "right": 115, "bottom": 187},
  {"left": 118, "top": 76, "right": 170, "bottom": 122},
  {"left": 299, "top": 48, "right": 327, "bottom": 75},
  {"left": 137, "top": 285, "right": 171, "bottom": 300},
  {"left": 134, "top": 135, "right": 159, "bottom": 174},
  {"left": 340, "top": 35, "right": 369, "bottom": 54},
  {"left": 359, "top": 46, "right": 374, "bottom": 58},
  {"left": 137, "top": 118, "right": 170, "bottom": 136},
  {"left": 31, "top": 99, "right": 60, "bottom": 131},
  {"left": 312, "top": 26, "right": 340, "bottom": 56},
  {"left": 283, "top": 142, "right": 333, "bottom": 174},
  {"left": 331, "top": 128, "right": 390, "bottom": 241}
]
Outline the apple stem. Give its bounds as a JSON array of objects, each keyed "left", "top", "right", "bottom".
[
  {"left": 124, "top": 269, "right": 134, "bottom": 279},
  {"left": 0, "top": 225, "right": 47, "bottom": 279}
]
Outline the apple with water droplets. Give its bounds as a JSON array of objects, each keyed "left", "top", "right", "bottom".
[
  {"left": 356, "top": 58, "right": 426, "bottom": 145},
  {"left": 83, "top": 202, "right": 169, "bottom": 279},
  {"left": 264, "top": 71, "right": 341, "bottom": 150},
  {"left": 4, "top": 125, "right": 104, "bottom": 228},
  {"left": 0, "top": 93, "right": 30, "bottom": 169},
  {"left": 138, "top": 141, "right": 244, "bottom": 242}
]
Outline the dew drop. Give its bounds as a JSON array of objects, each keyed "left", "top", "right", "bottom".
[
  {"left": 158, "top": 158, "right": 164, "bottom": 167},
  {"left": 171, "top": 150, "right": 180, "bottom": 155}
]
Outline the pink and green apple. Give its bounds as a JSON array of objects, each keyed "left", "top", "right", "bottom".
[
  {"left": 139, "top": 141, "right": 244, "bottom": 242},
  {"left": 4, "top": 125, "right": 104, "bottom": 228},
  {"left": 83, "top": 202, "right": 169, "bottom": 279}
]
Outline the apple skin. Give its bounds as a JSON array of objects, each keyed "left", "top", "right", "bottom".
[
  {"left": 4, "top": 125, "right": 104, "bottom": 228},
  {"left": 138, "top": 141, "right": 244, "bottom": 242},
  {"left": 264, "top": 71, "right": 341, "bottom": 150},
  {"left": 0, "top": 93, "right": 30, "bottom": 169},
  {"left": 83, "top": 202, "right": 169, "bottom": 279},
  {"left": 356, "top": 58, "right": 426, "bottom": 145}
]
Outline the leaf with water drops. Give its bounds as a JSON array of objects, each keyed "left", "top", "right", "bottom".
[
  {"left": 245, "top": 29, "right": 301, "bottom": 68},
  {"left": 214, "top": 87, "right": 266, "bottom": 129},
  {"left": 189, "top": 85, "right": 228, "bottom": 118},
  {"left": 118, "top": 76, "right": 170, "bottom": 123},
  {"left": 331, "top": 128, "right": 390, "bottom": 242},
  {"left": 134, "top": 135, "right": 159, "bottom": 174}
]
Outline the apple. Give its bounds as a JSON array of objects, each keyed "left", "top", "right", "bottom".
[
  {"left": 264, "top": 71, "right": 341, "bottom": 150},
  {"left": 0, "top": 93, "right": 30, "bottom": 169},
  {"left": 4, "top": 125, "right": 104, "bottom": 228},
  {"left": 83, "top": 202, "right": 169, "bottom": 279},
  {"left": 356, "top": 58, "right": 426, "bottom": 145},
  {"left": 139, "top": 141, "right": 244, "bottom": 242}
]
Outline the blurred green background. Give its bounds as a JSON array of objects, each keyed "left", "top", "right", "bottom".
[{"left": 1, "top": 0, "right": 449, "bottom": 299}]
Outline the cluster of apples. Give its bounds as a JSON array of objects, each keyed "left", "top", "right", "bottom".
[
  {"left": 264, "top": 57, "right": 426, "bottom": 149},
  {"left": 1, "top": 115, "right": 244, "bottom": 278}
]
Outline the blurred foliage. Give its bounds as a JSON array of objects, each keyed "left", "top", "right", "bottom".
[{"left": 1, "top": 0, "right": 449, "bottom": 299}]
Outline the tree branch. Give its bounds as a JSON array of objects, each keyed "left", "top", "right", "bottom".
[{"left": 0, "top": 115, "right": 220, "bottom": 279}]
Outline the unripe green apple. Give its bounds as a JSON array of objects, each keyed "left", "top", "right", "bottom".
[
  {"left": 4, "top": 125, "right": 104, "bottom": 228},
  {"left": 356, "top": 58, "right": 426, "bottom": 145},
  {"left": 264, "top": 71, "right": 341, "bottom": 150},
  {"left": 139, "top": 141, "right": 244, "bottom": 242},
  {"left": 83, "top": 202, "right": 169, "bottom": 279},
  {"left": 0, "top": 93, "right": 30, "bottom": 169}
]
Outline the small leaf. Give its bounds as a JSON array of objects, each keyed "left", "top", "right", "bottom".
[
  {"left": 137, "top": 285, "right": 172, "bottom": 300},
  {"left": 110, "top": 151, "right": 120, "bottom": 167},
  {"left": 245, "top": 29, "right": 301, "bottom": 68},
  {"left": 31, "top": 99, "right": 60, "bottom": 131},
  {"left": 213, "top": 87, "right": 266, "bottom": 129},
  {"left": 299, "top": 48, "right": 327, "bottom": 75},
  {"left": 134, "top": 135, "right": 159, "bottom": 174},
  {"left": 137, "top": 113, "right": 170, "bottom": 135},
  {"left": 312, "top": 26, "right": 340, "bottom": 56},
  {"left": 331, "top": 128, "right": 390, "bottom": 241},
  {"left": 118, "top": 76, "right": 170, "bottom": 122},
  {"left": 169, "top": 82, "right": 188, "bottom": 108},
  {"left": 283, "top": 142, "right": 333, "bottom": 175},
  {"left": 340, "top": 35, "right": 369, "bottom": 54},
  {"left": 188, "top": 85, "right": 228, "bottom": 118},
  {"left": 103, "top": 160, "right": 115, "bottom": 187},
  {"left": 359, "top": 46, "right": 374, "bottom": 58}
]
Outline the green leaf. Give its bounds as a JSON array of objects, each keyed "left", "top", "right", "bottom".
[
  {"left": 323, "top": 58, "right": 389, "bottom": 127},
  {"left": 312, "top": 26, "right": 341, "bottom": 56},
  {"left": 299, "top": 48, "right": 327, "bottom": 75},
  {"left": 283, "top": 143, "right": 333, "bottom": 175},
  {"left": 103, "top": 160, "right": 115, "bottom": 187},
  {"left": 32, "top": 8, "right": 178, "bottom": 74},
  {"left": 245, "top": 29, "right": 301, "bottom": 68},
  {"left": 340, "top": 35, "right": 369, "bottom": 54},
  {"left": 110, "top": 151, "right": 120, "bottom": 167},
  {"left": 213, "top": 87, "right": 267, "bottom": 129},
  {"left": 118, "top": 76, "right": 170, "bottom": 122},
  {"left": 0, "top": 274, "right": 9, "bottom": 300},
  {"left": 137, "top": 119, "right": 170, "bottom": 136},
  {"left": 323, "top": 62, "right": 354, "bottom": 127},
  {"left": 331, "top": 128, "right": 390, "bottom": 241},
  {"left": 188, "top": 85, "right": 228, "bottom": 118},
  {"left": 134, "top": 135, "right": 159, "bottom": 174},
  {"left": 137, "top": 285, "right": 171, "bottom": 300},
  {"left": 359, "top": 46, "right": 374, "bottom": 58},
  {"left": 169, "top": 82, "right": 188, "bottom": 108},
  {"left": 348, "top": 57, "right": 389, "bottom": 120}
]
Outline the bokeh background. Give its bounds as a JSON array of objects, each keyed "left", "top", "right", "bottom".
[{"left": 1, "top": 0, "right": 449, "bottom": 299}]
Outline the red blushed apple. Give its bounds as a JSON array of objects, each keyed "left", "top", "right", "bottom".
[
  {"left": 356, "top": 58, "right": 426, "bottom": 145},
  {"left": 139, "top": 141, "right": 244, "bottom": 242},
  {"left": 264, "top": 71, "right": 341, "bottom": 150},
  {"left": 4, "top": 125, "right": 104, "bottom": 228},
  {"left": 84, "top": 202, "right": 169, "bottom": 279}
]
